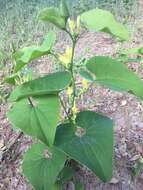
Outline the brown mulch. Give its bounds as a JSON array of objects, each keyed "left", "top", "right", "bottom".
[{"left": 1, "top": 28, "right": 143, "bottom": 190}]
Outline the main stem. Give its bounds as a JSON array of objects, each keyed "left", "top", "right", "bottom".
[
  {"left": 65, "top": 29, "right": 77, "bottom": 118},
  {"left": 70, "top": 39, "right": 76, "bottom": 111}
]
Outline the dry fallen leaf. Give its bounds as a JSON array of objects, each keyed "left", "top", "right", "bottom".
[
  {"left": 130, "top": 154, "right": 141, "bottom": 161},
  {"left": 139, "top": 173, "right": 143, "bottom": 180},
  {"left": 110, "top": 177, "right": 119, "bottom": 184},
  {"left": 121, "top": 100, "right": 127, "bottom": 106}
]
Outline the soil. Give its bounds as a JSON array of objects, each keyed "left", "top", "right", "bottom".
[{"left": 0, "top": 27, "right": 143, "bottom": 190}]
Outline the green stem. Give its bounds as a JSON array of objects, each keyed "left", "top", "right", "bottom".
[
  {"left": 59, "top": 96, "right": 73, "bottom": 125},
  {"left": 50, "top": 51, "right": 59, "bottom": 61},
  {"left": 65, "top": 29, "right": 74, "bottom": 42},
  {"left": 70, "top": 40, "right": 76, "bottom": 111},
  {"left": 65, "top": 29, "right": 77, "bottom": 118},
  {"left": 50, "top": 29, "right": 77, "bottom": 124}
]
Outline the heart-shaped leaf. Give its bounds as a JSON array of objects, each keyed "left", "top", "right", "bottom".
[
  {"left": 58, "top": 166, "right": 75, "bottom": 184},
  {"left": 80, "top": 8, "right": 129, "bottom": 41},
  {"left": 75, "top": 181, "right": 84, "bottom": 190},
  {"left": 14, "top": 31, "right": 56, "bottom": 72},
  {"left": 7, "top": 95, "right": 60, "bottom": 146},
  {"left": 55, "top": 111, "right": 113, "bottom": 182},
  {"left": 52, "top": 183, "right": 63, "bottom": 190},
  {"left": 39, "top": 7, "right": 66, "bottom": 29},
  {"left": 86, "top": 56, "right": 143, "bottom": 99},
  {"left": 9, "top": 71, "right": 71, "bottom": 101},
  {"left": 22, "top": 143, "right": 66, "bottom": 190}
]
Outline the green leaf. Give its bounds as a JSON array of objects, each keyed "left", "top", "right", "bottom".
[
  {"left": 14, "top": 31, "right": 56, "bottom": 72},
  {"left": 9, "top": 71, "right": 71, "bottom": 102},
  {"left": 7, "top": 95, "right": 60, "bottom": 146},
  {"left": 79, "top": 68, "right": 95, "bottom": 81},
  {"left": 22, "top": 143, "right": 66, "bottom": 190},
  {"left": 39, "top": 7, "right": 66, "bottom": 29},
  {"left": 4, "top": 74, "right": 19, "bottom": 85},
  {"left": 86, "top": 56, "right": 143, "bottom": 99},
  {"left": 60, "top": 0, "right": 70, "bottom": 18},
  {"left": 75, "top": 181, "right": 84, "bottom": 190},
  {"left": 55, "top": 111, "right": 113, "bottom": 182},
  {"left": 127, "top": 58, "right": 143, "bottom": 63},
  {"left": 139, "top": 47, "right": 143, "bottom": 55},
  {"left": 52, "top": 183, "right": 63, "bottom": 190},
  {"left": 120, "top": 46, "right": 143, "bottom": 55},
  {"left": 80, "top": 8, "right": 129, "bottom": 41},
  {"left": 59, "top": 166, "right": 75, "bottom": 184}
]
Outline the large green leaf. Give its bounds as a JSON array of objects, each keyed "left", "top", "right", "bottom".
[
  {"left": 58, "top": 166, "right": 75, "bottom": 184},
  {"left": 52, "top": 183, "right": 62, "bottom": 190},
  {"left": 120, "top": 46, "right": 143, "bottom": 56},
  {"left": 75, "top": 182, "right": 84, "bottom": 190},
  {"left": 7, "top": 95, "right": 60, "bottom": 146},
  {"left": 80, "top": 8, "right": 129, "bottom": 41},
  {"left": 9, "top": 71, "right": 71, "bottom": 101},
  {"left": 86, "top": 56, "right": 143, "bottom": 99},
  {"left": 14, "top": 31, "right": 56, "bottom": 72},
  {"left": 60, "top": 0, "right": 70, "bottom": 18},
  {"left": 39, "top": 7, "right": 66, "bottom": 29},
  {"left": 79, "top": 68, "right": 95, "bottom": 81},
  {"left": 55, "top": 111, "right": 113, "bottom": 182},
  {"left": 22, "top": 143, "right": 66, "bottom": 190}
]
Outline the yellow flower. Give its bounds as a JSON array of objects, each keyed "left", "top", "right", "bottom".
[
  {"left": 72, "top": 102, "right": 78, "bottom": 115},
  {"left": 59, "top": 47, "right": 72, "bottom": 68},
  {"left": 68, "top": 18, "right": 76, "bottom": 34},
  {"left": 82, "top": 79, "right": 89, "bottom": 89},
  {"left": 67, "top": 86, "right": 73, "bottom": 96},
  {"left": 76, "top": 16, "right": 81, "bottom": 33}
]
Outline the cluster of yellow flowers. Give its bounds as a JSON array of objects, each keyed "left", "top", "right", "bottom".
[
  {"left": 71, "top": 101, "right": 78, "bottom": 121},
  {"left": 59, "top": 47, "right": 73, "bottom": 68},
  {"left": 72, "top": 101, "right": 78, "bottom": 115},
  {"left": 67, "top": 86, "right": 78, "bottom": 118},
  {"left": 58, "top": 16, "right": 81, "bottom": 68},
  {"left": 66, "top": 80, "right": 89, "bottom": 119},
  {"left": 82, "top": 79, "right": 89, "bottom": 89},
  {"left": 67, "top": 86, "right": 73, "bottom": 96},
  {"left": 59, "top": 16, "right": 82, "bottom": 120},
  {"left": 68, "top": 16, "right": 81, "bottom": 35}
]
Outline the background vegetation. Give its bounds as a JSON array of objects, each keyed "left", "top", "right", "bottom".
[
  {"left": 0, "top": 1, "right": 143, "bottom": 189},
  {"left": 0, "top": 0, "right": 139, "bottom": 51},
  {"left": 0, "top": 0, "right": 140, "bottom": 104}
]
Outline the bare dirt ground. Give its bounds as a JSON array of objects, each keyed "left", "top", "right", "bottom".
[{"left": 0, "top": 21, "right": 143, "bottom": 190}]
